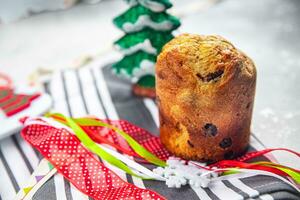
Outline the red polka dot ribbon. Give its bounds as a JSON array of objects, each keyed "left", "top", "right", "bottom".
[
  {"left": 21, "top": 115, "right": 300, "bottom": 196},
  {"left": 21, "top": 118, "right": 165, "bottom": 200},
  {"left": 83, "top": 119, "right": 171, "bottom": 162}
]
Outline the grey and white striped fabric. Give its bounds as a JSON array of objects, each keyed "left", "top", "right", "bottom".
[{"left": 0, "top": 64, "right": 299, "bottom": 200}]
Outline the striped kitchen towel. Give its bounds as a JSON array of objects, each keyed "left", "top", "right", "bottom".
[{"left": 0, "top": 62, "right": 299, "bottom": 200}]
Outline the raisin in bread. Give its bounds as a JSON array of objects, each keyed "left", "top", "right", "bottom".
[{"left": 156, "top": 34, "right": 256, "bottom": 162}]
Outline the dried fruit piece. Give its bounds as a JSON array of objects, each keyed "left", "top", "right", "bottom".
[
  {"left": 203, "top": 123, "right": 218, "bottom": 136},
  {"left": 187, "top": 140, "right": 194, "bottom": 148},
  {"left": 196, "top": 70, "right": 224, "bottom": 82},
  {"left": 219, "top": 138, "right": 232, "bottom": 149}
]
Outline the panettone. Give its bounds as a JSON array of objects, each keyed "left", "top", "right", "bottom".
[{"left": 156, "top": 34, "right": 256, "bottom": 161}]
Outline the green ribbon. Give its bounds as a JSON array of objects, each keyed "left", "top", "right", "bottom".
[
  {"left": 272, "top": 166, "right": 300, "bottom": 184},
  {"left": 74, "top": 117, "right": 166, "bottom": 167},
  {"left": 221, "top": 169, "right": 240, "bottom": 176},
  {"left": 222, "top": 162, "right": 300, "bottom": 185},
  {"left": 45, "top": 113, "right": 166, "bottom": 179},
  {"left": 254, "top": 161, "right": 300, "bottom": 184}
]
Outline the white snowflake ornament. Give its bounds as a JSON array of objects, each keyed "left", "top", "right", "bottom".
[{"left": 153, "top": 158, "right": 219, "bottom": 189}]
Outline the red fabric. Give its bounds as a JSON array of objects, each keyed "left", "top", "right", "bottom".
[
  {"left": 21, "top": 116, "right": 300, "bottom": 199},
  {"left": 5, "top": 102, "right": 31, "bottom": 116},
  {"left": 84, "top": 120, "right": 171, "bottom": 161},
  {"left": 1, "top": 95, "right": 27, "bottom": 109},
  {"left": 0, "top": 88, "right": 40, "bottom": 117},
  {"left": 0, "top": 89, "right": 13, "bottom": 103},
  {"left": 21, "top": 120, "right": 165, "bottom": 200}
]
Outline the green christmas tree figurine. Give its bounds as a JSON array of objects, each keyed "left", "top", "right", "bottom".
[{"left": 112, "top": 0, "right": 180, "bottom": 98}]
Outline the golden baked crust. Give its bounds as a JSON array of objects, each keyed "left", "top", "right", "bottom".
[{"left": 156, "top": 34, "right": 256, "bottom": 162}]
